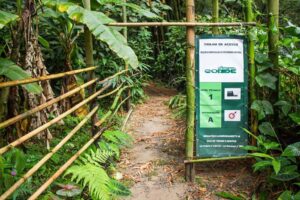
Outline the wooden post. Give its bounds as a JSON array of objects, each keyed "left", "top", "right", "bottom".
[
  {"left": 246, "top": 0, "right": 258, "bottom": 145},
  {"left": 123, "top": 0, "right": 131, "bottom": 111},
  {"left": 267, "top": 0, "right": 279, "bottom": 107},
  {"left": 212, "top": 0, "right": 219, "bottom": 34},
  {"left": 83, "top": 0, "right": 98, "bottom": 134},
  {"left": 185, "top": 0, "right": 195, "bottom": 182}
]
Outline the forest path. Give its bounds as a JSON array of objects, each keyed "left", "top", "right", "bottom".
[
  {"left": 119, "top": 83, "right": 190, "bottom": 200},
  {"left": 119, "top": 83, "right": 257, "bottom": 200}
]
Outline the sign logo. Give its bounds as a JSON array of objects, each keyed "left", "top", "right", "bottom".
[
  {"left": 204, "top": 66, "right": 237, "bottom": 74},
  {"left": 224, "top": 110, "right": 241, "bottom": 122}
]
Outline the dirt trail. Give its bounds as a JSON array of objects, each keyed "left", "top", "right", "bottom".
[{"left": 119, "top": 84, "right": 258, "bottom": 200}]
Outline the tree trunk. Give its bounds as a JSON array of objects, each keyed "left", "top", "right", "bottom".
[
  {"left": 83, "top": 0, "right": 98, "bottom": 134},
  {"left": 267, "top": 0, "right": 279, "bottom": 119},
  {"left": 246, "top": 0, "right": 258, "bottom": 145},
  {"left": 185, "top": 0, "right": 195, "bottom": 182}
]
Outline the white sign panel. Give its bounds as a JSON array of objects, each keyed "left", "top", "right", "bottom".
[{"left": 199, "top": 38, "right": 244, "bottom": 83}]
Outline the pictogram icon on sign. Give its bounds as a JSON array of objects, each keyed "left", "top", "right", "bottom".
[
  {"left": 228, "top": 112, "right": 237, "bottom": 119},
  {"left": 224, "top": 110, "right": 241, "bottom": 122}
]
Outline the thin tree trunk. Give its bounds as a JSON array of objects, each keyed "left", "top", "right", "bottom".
[
  {"left": 246, "top": 0, "right": 258, "bottom": 145},
  {"left": 185, "top": 0, "right": 195, "bottom": 182},
  {"left": 267, "top": 0, "right": 279, "bottom": 120},
  {"left": 83, "top": 0, "right": 98, "bottom": 134}
]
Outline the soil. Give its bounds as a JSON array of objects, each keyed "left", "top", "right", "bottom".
[{"left": 118, "top": 83, "right": 259, "bottom": 200}]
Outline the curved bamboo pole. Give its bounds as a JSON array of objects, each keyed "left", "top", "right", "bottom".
[
  {"left": 0, "top": 67, "right": 96, "bottom": 88},
  {"left": 0, "top": 106, "right": 99, "bottom": 200},
  {"left": 107, "top": 22, "right": 256, "bottom": 27},
  {"left": 98, "top": 70, "right": 128, "bottom": 85},
  {"left": 0, "top": 79, "right": 98, "bottom": 129},
  {"left": 95, "top": 86, "right": 129, "bottom": 127},
  {"left": 28, "top": 127, "right": 107, "bottom": 200},
  {"left": 0, "top": 85, "right": 110, "bottom": 155}
]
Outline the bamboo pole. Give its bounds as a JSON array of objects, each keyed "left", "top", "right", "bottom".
[
  {"left": 0, "top": 79, "right": 98, "bottom": 129},
  {"left": 122, "top": 0, "right": 131, "bottom": 111},
  {"left": 212, "top": 0, "right": 219, "bottom": 34},
  {"left": 246, "top": 0, "right": 258, "bottom": 146},
  {"left": 97, "top": 84, "right": 122, "bottom": 100},
  {"left": 98, "top": 70, "right": 128, "bottom": 85},
  {"left": 28, "top": 128, "right": 106, "bottom": 200},
  {"left": 185, "top": 0, "right": 195, "bottom": 182},
  {"left": 267, "top": 0, "right": 279, "bottom": 119},
  {"left": 0, "top": 67, "right": 96, "bottom": 88},
  {"left": 121, "top": 107, "right": 133, "bottom": 131},
  {"left": 0, "top": 85, "right": 110, "bottom": 155},
  {"left": 107, "top": 22, "right": 256, "bottom": 27},
  {"left": 95, "top": 86, "right": 129, "bottom": 127},
  {"left": 184, "top": 156, "right": 252, "bottom": 163},
  {"left": 0, "top": 106, "right": 99, "bottom": 200}
]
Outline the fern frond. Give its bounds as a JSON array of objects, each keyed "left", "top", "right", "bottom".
[
  {"left": 107, "top": 179, "right": 131, "bottom": 197},
  {"left": 103, "top": 130, "right": 133, "bottom": 147},
  {"left": 65, "top": 164, "right": 111, "bottom": 200},
  {"left": 98, "top": 141, "right": 120, "bottom": 160}
]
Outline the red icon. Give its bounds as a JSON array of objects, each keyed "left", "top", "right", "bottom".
[{"left": 228, "top": 112, "right": 237, "bottom": 119}]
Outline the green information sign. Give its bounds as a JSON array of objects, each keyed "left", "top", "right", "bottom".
[{"left": 195, "top": 35, "right": 248, "bottom": 158}]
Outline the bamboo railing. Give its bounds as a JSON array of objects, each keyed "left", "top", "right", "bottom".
[
  {"left": 0, "top": 67, "right": 130, "bottom": 199},
  {"left": 0, "top": 67, "right": 96, "bottom": 88},
  {"left": 107, "top": 22, "right": 256, "bottom": 27}
]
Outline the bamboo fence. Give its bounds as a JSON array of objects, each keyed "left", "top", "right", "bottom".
[
  {"left": 0, "top": 79, "right": 98, "bottom": 129},
  {"left": 28, "top": 128, "right": 107, "bottom": 200},
  {"left": 0, "top": 68, "right": 130, "bottom": 199},
  {"left": 0, "top": 106, "right": 99, "bottom": 199}
]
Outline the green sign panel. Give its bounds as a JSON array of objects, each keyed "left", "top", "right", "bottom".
[{"left": 195, "top": 35, "right": 248, "bottom": 158}]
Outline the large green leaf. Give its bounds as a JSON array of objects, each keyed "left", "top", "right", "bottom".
[
  {"left": 0, "top": 58, "right": 42, "bottom": 94},
  {"left": 282, "top": 142, "right": 300, "bottom": 157},
  {"left": 258, "top": 122, "right": 276, "bottom": 137},
  {"left": 0, "top": 10, "right": 19, "bottom": 29},
  {"left": 255, "top": 72, "right": 277, "bottom": 90},
  {"left": 96, "top": 0, "right": 161, "bottom": 19},
  {"left": 289, "top": 113, "right": 300, "bottom": 125},
  {"left": 251, "top": 100, "right": 274, "bottom": 120},
  {"left": 43, "top": 0, "right": 138, "bottom": 69}
]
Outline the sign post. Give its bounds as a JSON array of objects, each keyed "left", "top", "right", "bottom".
[{"left": 195, "top": 35, "right": 248, "bottom": 158}]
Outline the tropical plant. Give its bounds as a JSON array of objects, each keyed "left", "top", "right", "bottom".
[{"left": 65, "top": 147, "right": 131, "bottom": 200}]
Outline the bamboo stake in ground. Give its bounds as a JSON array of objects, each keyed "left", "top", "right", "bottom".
[
  {"left": 212, "top": 0, "right": 219, "bottom": 34},
  {"left": 0, "top": 67, "right": 96, "bottom": 88},
  {"left": 28, "top": 128, "right": 107, "bottom": 200},
  {"left": 0, "top": 79, "right": 98, "bottom": 129},
  {"left": 0, "top": 85, "right": 111, "bottom": 155},
  {"left": 185, "top": 0, "right": 195, "bottom": 182},
  {"left": 0, "top": 106, "right": 99, "bottom": 200}
]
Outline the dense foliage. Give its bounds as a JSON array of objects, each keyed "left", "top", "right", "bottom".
[{"left": 0, "top": 0, "right": 300, "bottom": 199}]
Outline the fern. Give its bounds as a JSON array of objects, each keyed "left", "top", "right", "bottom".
[
  {"left": 103, "top": 130, "right": 133, "bottom": 148},
  {"left": 98, "top": 140, "right": 120, "bottom": 160},
  {"left": 107, "top": 179, "right": 131, "bottom": 197},
  {"left": 65, "top": 147, "right": 131, "bottom": 200},
  {"left": 65, "top": 164, "right": 111, "bottom": 200}
]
